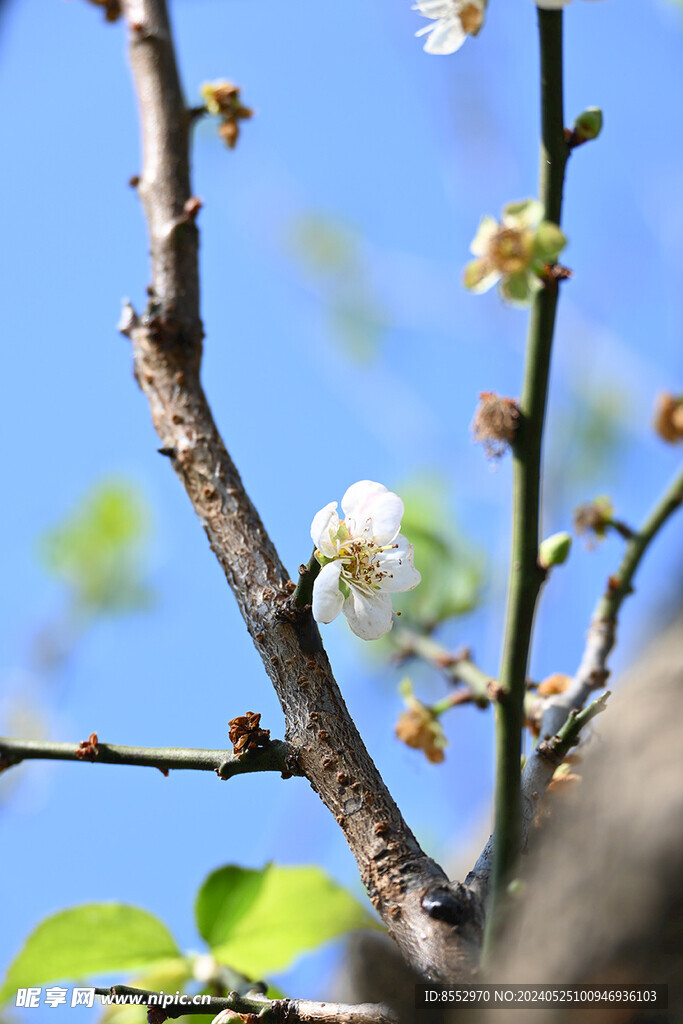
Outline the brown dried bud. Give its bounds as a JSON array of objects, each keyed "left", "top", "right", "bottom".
[
  {"left": 653, "top": 391, "right": 683, "bottom": 444},
  {"left": 218, "top": 120, "right": 240, "bottom": 149},
  {"left": 395, "top": 698, "right": 447, "bottom": 764},
  {"left": 460, "top": 2, "right": 485, "bottom": 36},
  {"left": 201, "top": 80, "right": 254, "bottom": 150},
  {"left": 85, "top": 0, "right": 122, "bottom": 22},
  {"left": 573, "top": 496, "right": 614, "bottom": 544},
  {"left": 471, "top": 392, "right": 520, "bottom": 458},
  {"left": 208, "top": 82, "right": 240, "bottom": 110},
  {"left": 228, "top": 711, "right": 270, "bottom": 755},
  {"left": 538, "top": 673, "right": 571, "bottom": 697},
  {"left": 75, "top": 732, "right": 99, "bottom": 760}
]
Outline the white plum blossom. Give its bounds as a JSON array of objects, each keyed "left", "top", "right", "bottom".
[
  {"left": 534, "top": 0, "right": 603, "bottom": 8},
  {"left": 310, "top": 481, "right": 421, "bottom": 641},
  {"left": 413, "top": 0, "right": 486, "bottom": 55}
]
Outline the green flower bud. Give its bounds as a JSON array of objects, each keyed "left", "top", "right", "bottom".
[
  {"left": 534, "top": 221, "right": 567, "bottom": 264},
  {"left": 539, "top": 531, "right": 572, "bottom": 569},
  {"left": 572, "top": 107, "right": 603, "bottom": 145}
]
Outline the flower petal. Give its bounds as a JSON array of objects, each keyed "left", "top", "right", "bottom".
[
  {"left": 423, "top": 17, "right": 467, "bottom": 54},
  {"left": 413, "top": 0, "right": 454, "bottom": 18},
  {"left": 464, "top": 259, "right": 500, "bottom": 294},
  {"left": 367, "top": 493, "right": 405, "bottom": 545},
  {"left": 502, "top": 198, "right": 543, "bottom": 230},
  {"left": 342, "top": 480, "right": 404, "bottom": 543},
  {"left": 343, "top": 587, "right": 394, "bottom": 641},
  {"left": 312, "top": 561, "right": 344, "bottom": 624},
  {"left": 378, "top": 537, "right": 422, "bottom": 593},
  {"left": 499, "top": 271, "right": 534, "bottom": 307},
  {"left": 470, "top": 215, "right": 498, "bottom": 257},
  {"left": 310, "top": 501, "right": 340, "bottom": 557}
]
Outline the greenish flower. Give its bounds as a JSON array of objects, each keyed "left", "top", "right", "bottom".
[{"left": 463, "top": 199, "right": 567, "bottom": 307}]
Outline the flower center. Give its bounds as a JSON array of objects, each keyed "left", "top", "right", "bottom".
[
  {"left": 490, "top": 227, "right": 532, "bottom": 274},
  {"left": 336, "top": 536, "right": 396, "bottom": 595}
]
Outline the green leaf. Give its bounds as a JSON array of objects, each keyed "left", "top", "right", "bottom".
[
  {"left": 38, "top": 478, "right": 154, "bottom": 615},
  {"left": 129, "top": 957, "right": 192, "bottom": 992},
  {"left": 0, "top": 904, "right": 180, "bottom": 1004},
  {"left": 195, "top": 864, "right": 380, "bottom": 978}
]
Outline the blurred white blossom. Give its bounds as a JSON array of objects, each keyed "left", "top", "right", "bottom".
[{"left": 413, "top": 0, "right": 486, "bottom": 55}]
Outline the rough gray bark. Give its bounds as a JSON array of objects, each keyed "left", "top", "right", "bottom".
[{"left": 118, "top": 0, "right": 483, "bottom": 982}]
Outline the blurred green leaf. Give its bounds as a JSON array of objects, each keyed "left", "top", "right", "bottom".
[
  {"left": 392, "top": 476, "right": 484, "bottom": 631},
  {"left": 38, "top": 479, "right": 154, "bottom": 615},
  {"left": 289, "top": 216, "right": 356, "bottom": 275},
  {"left": 127, "top": 958, "right": 192, "bottom": 991},
  {"left": 195, "top": 864, "right": 380, "bottom": 978},
  {"left": 0, "top": 905, "right": 180, "bottom": 1004},
  {"left": 288, "top": 213, "right": 390, "bottom": 362},
  {"left": 545, "top": 382, "right": 628, "bottom": 518}
]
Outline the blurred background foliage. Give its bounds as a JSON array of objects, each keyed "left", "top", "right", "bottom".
[
  {"left": 38, "top": 480, "right": 153, "bottom": 619},
  {"left": 288, "top": 214, "right": 392, "bottom": 363},
  {"left": 390, "top": 475, "right": 483, "bottom": 632}
]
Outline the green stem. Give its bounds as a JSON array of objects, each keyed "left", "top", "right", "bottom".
[
  {"left": 293, "top": 548, "right": 321, "bottom": 607},
  {"left": 0, "top": 736, "right": 299, "bottom": 781},
  {"left": 396, "top": 628, "right": 493, "bottom": 707},
  {"left": 484, "top": 8, "right": 569, "bottom": 959},
  {"left": 540, "top": 691, "right": 610, "bottom": 765},
  {"left": 596, "top": 465, "right": 683, "bottom": 622}
]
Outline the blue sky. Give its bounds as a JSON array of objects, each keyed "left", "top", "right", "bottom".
[{"left": 1, "top": 0, "right": 682, "bottom": 1016}]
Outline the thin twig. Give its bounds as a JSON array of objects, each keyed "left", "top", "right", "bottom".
[
  {"left": 93, "top": 986, "right": 398, "bottom": 1024},
  {"left": 520, "top": 464, "right": 683, "bottom": 837},
  {"left": 485, "top": 8, "right": 569, "bottom": 954},
  {"left": 535, "top": 691, "right": 610, "bottom": 766},
  {"left": 117, "top": 0, "right": 482, "bottom": 979},
  {"left": 469, "top": 466, "right": 683, "bottom": 904},
  {"left": 0, "top": 736, "right": 299, "bottom": 780},
  {"left": 395, "top": 629, "right": 493, "bottom": 708}
]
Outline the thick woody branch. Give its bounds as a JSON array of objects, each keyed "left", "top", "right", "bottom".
[
  {"left": 118, "top": 0, "right": 481, "bottom": 979},
  {"left": 0, "top": 736, "right": 298, "bottom": 780},
  {"left": 93, "top": 986, "right": 397, "bottom": 1024}
]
